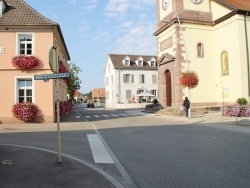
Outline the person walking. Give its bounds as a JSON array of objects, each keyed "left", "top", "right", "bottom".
[{"left": 183, "top": 97, "right": 190, "bottom": 119}]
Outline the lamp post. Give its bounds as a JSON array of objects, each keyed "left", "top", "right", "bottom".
[{"left": 163, "top": 11, "right": 191, "bottom": 118}]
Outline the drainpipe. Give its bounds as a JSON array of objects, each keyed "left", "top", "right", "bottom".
[
  {"left": 244, "top": 12, "right": 250, "bottom": 101},
  {"left": 119, "top": 68, "right": 121, "bottom": 103}
]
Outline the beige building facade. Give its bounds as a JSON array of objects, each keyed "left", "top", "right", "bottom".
[
  {"left": 155, "top": 0, "right": 250, "bottom": 107},
  {"left": 0, "top": 0, "right": 70, "bottom": 123}
]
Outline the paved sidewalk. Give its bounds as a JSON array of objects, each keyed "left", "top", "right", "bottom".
[
  {"left": 0, "top": 108, "right": 122, "bottom": 188},
  {"left": 0, "top": 144, "right": 116, "bottom": 188}
]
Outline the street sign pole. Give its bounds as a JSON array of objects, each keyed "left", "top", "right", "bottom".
[{"left": 55, "top": 47, "right": 62, "bottom": 164}]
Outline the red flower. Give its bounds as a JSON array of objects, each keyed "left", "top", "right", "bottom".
[
  {"left": 180, "top": 71, "right": 199, "bottom": 89},
  {"left": 59, "top": 61, "right": 68, "bottom": 73},
  {"left": 12, "top": 102, "right": 38, "bottom": 122},
  {"left": 12, "top": 55, "right": 40, "bottom": 69}
]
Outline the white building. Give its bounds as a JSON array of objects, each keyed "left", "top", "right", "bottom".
[{"left": 104, "top": 54, "right": 158, "bottom": 109}]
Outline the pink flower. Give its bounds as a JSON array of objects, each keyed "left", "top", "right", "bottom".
[{"left": 12, "top": 55, "right": 40, "bottom": 69}]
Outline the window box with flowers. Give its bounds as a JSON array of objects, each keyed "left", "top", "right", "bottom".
[
  {"left": 179, "top": 71, "right": 199, "bottom": 89},
  {"left": 11, "top": 55, "right": 40, "bottom": 69},
  {"left": 59, "top": 61, "right": 72, "bottom": 83},
  {"left": 12, "top": 102, "right": 38, "bottom": 122}
]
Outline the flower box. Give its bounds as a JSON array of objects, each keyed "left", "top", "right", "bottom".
[
  {"left": 12, "top": 55, "right": 40, "bottom": 69},
  {"left": 12, "top": 102, "right": 38, "bottom": 122}
]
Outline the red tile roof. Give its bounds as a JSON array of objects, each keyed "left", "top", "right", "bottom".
[
  {"left": 218, "top": 0, "right": 250, "bottom": 11},
  {"left": 0, "top": 0, "right": 57, "bottom": 25}
]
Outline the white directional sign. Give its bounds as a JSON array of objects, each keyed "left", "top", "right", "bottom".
[{"left": 34, "top": 72, "right": 70, "bottom": 80}]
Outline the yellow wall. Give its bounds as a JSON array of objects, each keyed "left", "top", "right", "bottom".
[
  {"left": 211, "top": 1, "right": 231, "bottom": 21},
  {"left": 183, "top": 0, "right": 210, "bottom": 12},
  {"left": 159, "top": 0, "right": 173, "bottom": 21}
]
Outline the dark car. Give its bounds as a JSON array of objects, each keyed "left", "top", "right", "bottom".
[{"left": 87, "top": 102, "right": 94, "bottom": 108}]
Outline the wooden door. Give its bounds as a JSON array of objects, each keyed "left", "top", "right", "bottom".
[{"left": 165, "top": 70, "right": 172, "bottom": 106}]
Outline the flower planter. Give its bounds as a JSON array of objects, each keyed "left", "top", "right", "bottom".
[
  {"left": 12, "top": 102, "right": 38, "bottom": 122},
  {"left": 180, "top": 71, "right": 199, "bottom": 89},
  {"left": 12, "top": 55, "right": 40, "bottom": 69}
]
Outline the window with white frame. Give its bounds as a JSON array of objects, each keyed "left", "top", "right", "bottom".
[
  {"left": 126, "top": 90, "right": 131, "bottom": 100},
  {"left": 125, "top": 60, "right": 130, "bottom": 66},
  {"left": 151, "top": 61, "right": 155, "bottom": 66},
  {"left": 17, "top": 34, "right": 33, "bottom": 55},
  {"left": 152, "top": 74, "right": 157, "bottom": 84},
  {"left": 138, "top": 60, "right": 143, "bottom": 66},
  {"left": 18, "top": 79, "right": 33, "bottom": 102},
  {"left": 123, "top": 74, "right": 134, "bottom": 83},
  {"left": 139, "top": 74, "right": 145, "bottom": 84},
  {"left": 150, "top": 90, "right": 157, "bottom": 97}
]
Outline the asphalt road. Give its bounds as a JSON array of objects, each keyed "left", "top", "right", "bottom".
[{"left": 1, "top": 103, "right": 250, "bottom": 188}]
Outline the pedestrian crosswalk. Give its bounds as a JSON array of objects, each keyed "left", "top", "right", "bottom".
[{"left": 83, "top": 112, "right": 145, "bottom": 119}]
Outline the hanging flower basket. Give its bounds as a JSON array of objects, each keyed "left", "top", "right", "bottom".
[
  {"left": 12, "top": 55, "right": 40, "bottom": 69},
  {"left": 180, "top": 71, "right": 199, "bottom": 89},
  {"left": 12, "top": 102, "right": 38, "bottom": 122}
]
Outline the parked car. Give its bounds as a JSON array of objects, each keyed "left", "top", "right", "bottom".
[{"left": 87, "top": 101, "right": 94, "bottom": 108}]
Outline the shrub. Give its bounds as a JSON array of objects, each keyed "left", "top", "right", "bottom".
[
  {"left": 12, "top": 102, "right": 38, "bottom": 122},
  {"left": 236, "top": 97, "right": 248, "bottom": 105},
  {"left": 55, "top": 101, "right": 73, "bottom": 116}
]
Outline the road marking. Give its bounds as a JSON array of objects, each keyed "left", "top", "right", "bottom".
[
  {"left": 93, "top": 115, "right": 101, "bottom": 118},
  {"left": 87, "top": 134, "right": 114, "bottom": 164},
  {"left": 76, "top": 116, "right": 80, "bottom": 118},
  {"left": 110, "top": 114, "right": 118, "bottom": 117},
  {"left": 102, "top": 115, "right": 110, "bottom": 117},
  {"left": 85, "top": 116, "right": 91, "bottom": 118},
  {"left": 119, "top": 114, "right": 128, "bottom": 116},
  {"left": 128, "top": 113, "right": 137, "bottom": 116}
]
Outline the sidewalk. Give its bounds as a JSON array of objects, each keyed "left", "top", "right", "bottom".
[
  {"left": 0, "top": 144, "right": 116, "bottom": 188},
  {"left": 0, "top": 108, "right": 122, "bottom": 188}
]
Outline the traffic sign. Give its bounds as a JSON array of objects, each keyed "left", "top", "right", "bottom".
[
  {"left": 34, "top": 73, "right": 70, "bottom": 80},
  {"left": 49, "top": 46, "right": 58, "bottom": 72}
]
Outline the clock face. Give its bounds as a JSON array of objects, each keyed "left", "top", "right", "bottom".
[
  {"left": 162, "top": 0, "right": 169, "bottom": 10},
  {"left": 191, "top": 0, "right": 202, "bottom": 3}
]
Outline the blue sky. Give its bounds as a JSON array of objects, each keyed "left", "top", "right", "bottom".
[{"left": 25, "top": 0, "right": 157, "bottom": 94}]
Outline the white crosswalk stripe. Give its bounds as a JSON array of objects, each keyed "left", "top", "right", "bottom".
[
  {"left": 83, "top": 112, "right": 146, "bottom": 119},
  {"left": 102, "top": 115, "right": 110, "bottom": 117},
  {"left": 119, "top": 114, "right": 128, "bottom": 116}
]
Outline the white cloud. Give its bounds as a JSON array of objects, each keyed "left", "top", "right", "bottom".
[
  {"left": 85, "top": 4, "right": 97, "bottom": 10},
  {"left": 114, "top": 22, "right": 157, "bottom": 55},
  {"left": 93, "top": 31, "right": 111, "bottom": 42}
]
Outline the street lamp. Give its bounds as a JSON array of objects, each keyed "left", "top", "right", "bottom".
[{"left": 163, "top": 12, "right": 191, "bottom": 118}]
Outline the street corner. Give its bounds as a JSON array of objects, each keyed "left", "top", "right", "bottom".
[{"left": 0, "top": 144, "right": 117, "bottom": 188}]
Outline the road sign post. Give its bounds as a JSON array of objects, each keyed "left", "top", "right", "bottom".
[{"left": 34, "top": 47, "right": 71, "bottom": 164}]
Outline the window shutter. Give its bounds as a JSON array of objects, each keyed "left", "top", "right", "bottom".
[
  {"left": 131, "top": 74, "right": 134, "bottom": 83},
  {"left": 123, "top": 74, "right": 126, "bottom": 83}
]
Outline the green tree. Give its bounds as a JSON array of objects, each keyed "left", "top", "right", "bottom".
[
  {"left": 84, "top": 91, "right": 92, "bottom": 100},
  {"left": 67, "top": 62, "right": 82, "bottom": 100}
]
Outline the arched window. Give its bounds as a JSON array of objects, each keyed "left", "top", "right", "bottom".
[{"left": 197, "top": 43, "right": 204, "bottom": 58}]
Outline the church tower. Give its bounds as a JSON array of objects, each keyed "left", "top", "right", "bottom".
[{"left": 154, "top": 0, "right": 250, "bottom": 108}]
